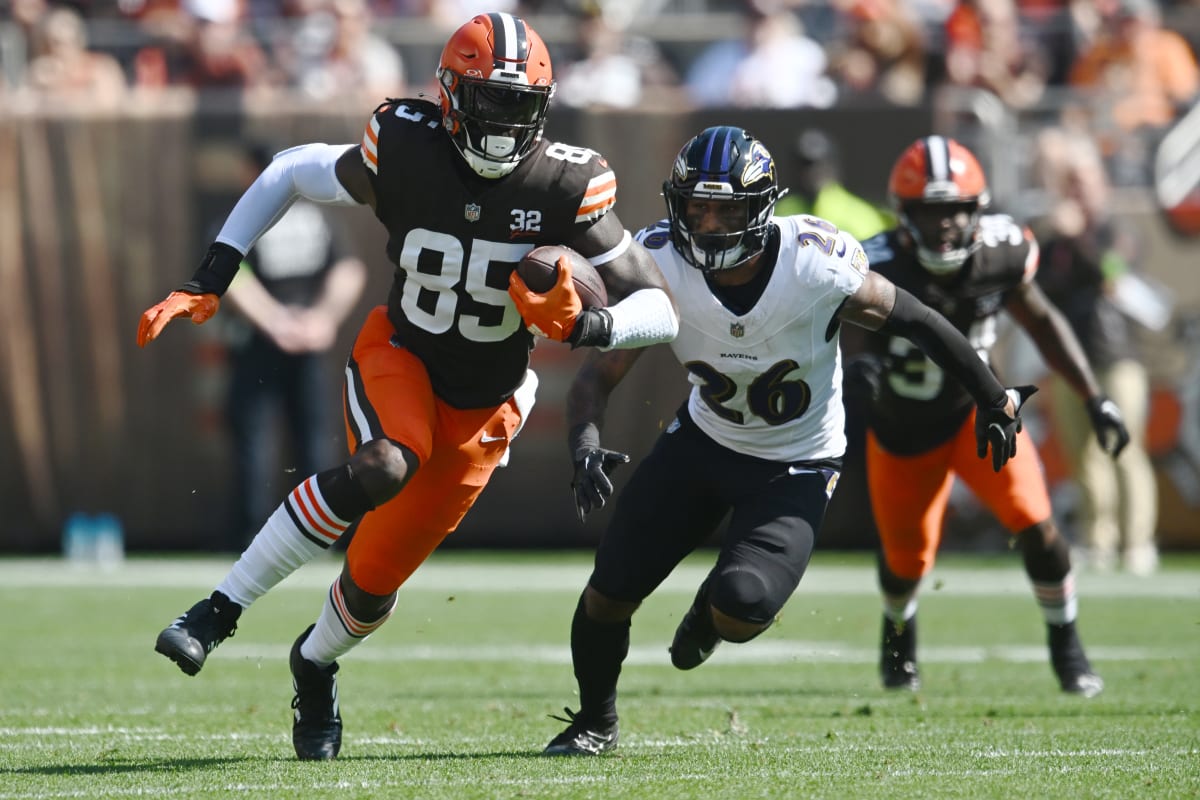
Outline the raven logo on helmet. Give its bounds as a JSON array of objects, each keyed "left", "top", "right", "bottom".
[
  {"left": 663, "top": 126, "right": 785, "bottom": 273},
  {"left": 436, "top": 13, "right": 555, "bottom": 179}
]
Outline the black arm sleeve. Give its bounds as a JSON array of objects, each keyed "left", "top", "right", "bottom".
[
  {"left": 880, "top": 287, "right": 1008, "bottom": 409},
  {"left": 179, "top": 242, "right": 244, "bottom": 296}
]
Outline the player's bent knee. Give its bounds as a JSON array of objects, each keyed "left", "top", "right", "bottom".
[
  {"left": 1017, "top": 520, "right": 1070, "bottom": 582},
  {"left": 710, "top": 569, "right": 777, "bottom": 635},
  {"left": 583, "top": 584, "right": 639, "bottom": 623},
  {"left": 348, "top": 438, "right": 419, "bottom": 506}
]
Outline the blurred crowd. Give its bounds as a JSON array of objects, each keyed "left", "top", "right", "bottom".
[
  {"left": 2, "top": 0, "right": 1196, "bottom": 126},
  {"left": 0, "top": 0, "right": 1196, "bottom": 194}
]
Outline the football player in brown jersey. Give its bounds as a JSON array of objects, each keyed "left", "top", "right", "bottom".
[
  {"left": 847, "top": 136, "right": 1130, "bottom": 697},
  {"left": 136, "top": 12, "right": 678, "bottom": 760}
]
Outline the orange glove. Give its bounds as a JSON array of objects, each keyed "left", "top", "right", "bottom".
[
  {"left": 507, "top": 255, "right": 583, "bottom": 342},
  {"left": 136, "top": 291, "right": 220, "bottom": 348}
]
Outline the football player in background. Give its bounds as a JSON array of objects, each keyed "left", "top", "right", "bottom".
[
  {"left": 543, "top": 126, "right": 1030, "bottom": 756},
  {"left": 136, "top": 12, "right": 679, "bottom": 761},
  {"left": 846, "top": 136, "right": 1128, "bottom": 697}
]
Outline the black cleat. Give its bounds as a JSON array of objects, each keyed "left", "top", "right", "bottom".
[
  {"left": 881, "top": 614, "right": 921, "bottom": 691},
  {"left": 543, "top": 708, "right": 619, "bottom": 756},
  {"left": 290, "top": 624, "right": 342, "bottom": 760},
  {"left": 155, "top": 591, "right": 242, "bottom": 676},
  {"left": 1049, "top": 622, "right": 1104, "bottom": 698},
  {"left": 670, "top": 582, "right": 720, "bottom": 670}
]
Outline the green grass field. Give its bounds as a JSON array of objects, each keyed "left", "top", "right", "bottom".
[{"left": 0, "top": 551, "right": 1197, "bottom": 799}]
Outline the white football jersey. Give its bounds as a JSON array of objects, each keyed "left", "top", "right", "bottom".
[{"left": 637, "top": 215, "right": 869, "bottom": 462}]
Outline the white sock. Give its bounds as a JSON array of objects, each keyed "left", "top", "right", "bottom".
[
  {"left": 216, "top": 475, "right": 352, "bottom": 609},
  {"left": 301, "top": 579, "right": 396, "bottom": 668},
  {"left": 1031, "top": 573, "right": 1078, "bottom": 626}
]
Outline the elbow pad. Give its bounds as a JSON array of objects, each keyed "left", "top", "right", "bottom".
[{"left": 602, "top": 288, "right": 679, "bottom": 350}]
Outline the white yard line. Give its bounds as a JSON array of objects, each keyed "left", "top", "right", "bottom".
[
  {"left": 128, "top": 640, "right": 1197, "bottom": 666},
  {"left": 0, "top": 557, "right": 1195, "bottom": 598}
]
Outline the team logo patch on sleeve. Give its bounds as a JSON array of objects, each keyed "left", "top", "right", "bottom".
[
  {"left": 576, "top": 170, "right": 617, "bottom": 223},
  {"left": 851, "top": 247, "right": 869, "bottom": 275}
]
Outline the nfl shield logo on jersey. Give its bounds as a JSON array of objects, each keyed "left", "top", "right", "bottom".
[
  {"left": 730, "top": 322, "right": 745, "bottom": 338},
  {"left": 464, "top": 203, "right": 481, "bottom": 223}
]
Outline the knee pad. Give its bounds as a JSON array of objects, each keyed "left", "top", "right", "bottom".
[{"left": 709, "top": 568, "right": 775, "bottom": 627}]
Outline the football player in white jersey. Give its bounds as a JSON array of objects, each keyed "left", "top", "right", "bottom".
[{"left": 543, "top": 126, "right": 1034, "bottom": 756}]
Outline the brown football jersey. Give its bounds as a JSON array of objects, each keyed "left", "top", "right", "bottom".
[
  {"left": 359, "top": 98, "right": 621, "bottom": 408},
  {"left": 861, "top": 214, "right": 1039, "bottom": 454}
]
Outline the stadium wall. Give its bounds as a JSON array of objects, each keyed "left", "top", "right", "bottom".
[{"left": 0, "top": 100, "right": 1197, "bottom": 553}]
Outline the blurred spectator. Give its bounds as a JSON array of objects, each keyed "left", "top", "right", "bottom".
[
  {"left": 1031, "top": 128, "right": 1159, "bottom": 575},
  {"left": 23, "top": 6, "right": 128, "bottom": 106},
  {"left": 427, "top": 0, "right": 519, "bottom": 28},
  {"left": 828, "top": 0, "right": 927, "bottom": 106},
  {"left": 278, "top": 0, "right": 405, "bottom": 102},
  {"left": 942, "top": 0, "right": 1050, "bottom": 108},
  {"left": 686, "top": 2, "right": 837, "bottom": 109},
  {"left": 555, "top": 5, "right": 682, "bottom": 110},
  {"left": 774, "top": 127, "right": 895, "bottom": 241},
  {"left": 1068, "top": 0, "right": 1199, "bottom": 185},
  {"left": 219, "top": 143, "right": 368, "bottom": 549},
  {"left": 181, "top": 0, "right": 276, "bottom": 91}
]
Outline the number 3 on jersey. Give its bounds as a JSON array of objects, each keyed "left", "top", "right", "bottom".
[{"left": 685, "top": 359, "right": 812, "bottom": 425}]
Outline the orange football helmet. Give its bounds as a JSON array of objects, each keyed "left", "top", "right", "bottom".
[
  {"left": 888, "top": 136, "right": 991, "bottom": 274},
  {"left": 436, "top": 13, "right": 555, "bottom": 179}
]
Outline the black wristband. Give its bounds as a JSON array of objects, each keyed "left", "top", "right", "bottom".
[
  {"left": 179, "top": 242, "right": 244, "bottom": 297},
  {"left": 567, "top": 422, "right": 601, "bottom": 462},
  {"left": 566, "top": 308, "right": 614, "bottom": 350},
  {"left": 882, "top": 287, "right": 1006, "bottom": 408}
]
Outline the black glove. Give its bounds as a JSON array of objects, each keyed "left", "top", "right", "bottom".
[
  {"left": 974, "top": 385, "right": 1038, "bottom": 472},
  {"left": 566, "top": 308, "right": 613, "bottom": 350},
  {"left": 1086, "top": 395, "right": 1131, "bottom": 458},
  {"left": 567, "top": 422, "right": 629, "bottom": 522}
]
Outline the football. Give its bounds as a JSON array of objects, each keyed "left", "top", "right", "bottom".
[{"left": 517, "top": 245, "right": 608, "bottom": 309}]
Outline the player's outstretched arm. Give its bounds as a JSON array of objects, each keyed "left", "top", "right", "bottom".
[
  {"left": 839, "top": 271, "right": 1029, "bottom": 471},
  {"left": 1005, "top": 280, "right": 1130, "bottom": 457},
  {"left": 564, "top": 347, "right": 643, "bottom": 521},
  {"left": 563, "top": 214, "right": 679, "bottom": 351},
  {"left": 137, "top": 143, "right": 366, "bottom": 347}
]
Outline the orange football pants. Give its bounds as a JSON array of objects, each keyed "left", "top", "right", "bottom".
[
  {"left": 867, "top": 408, "right": 1052, "bottom": 581},
  {"left": 342, "top": 307, "right": 521, "bottom": 595}
]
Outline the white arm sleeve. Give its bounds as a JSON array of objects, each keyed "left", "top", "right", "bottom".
[
  {"left": 215, "top": 143, "right": 360, "bottom": 254},
  {"left": 602, "top": 287, "right": 679, "bottom": 350}
]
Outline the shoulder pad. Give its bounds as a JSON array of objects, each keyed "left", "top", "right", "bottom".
[
  {"left": 978, "top": 214, "right": 1038, "bottom": 283},
  {"left": 537, "top": 141, "right": 617, "bottom": 224},
  {"left": 360, "top": 98, "right": 441, "bottom": 176}
]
